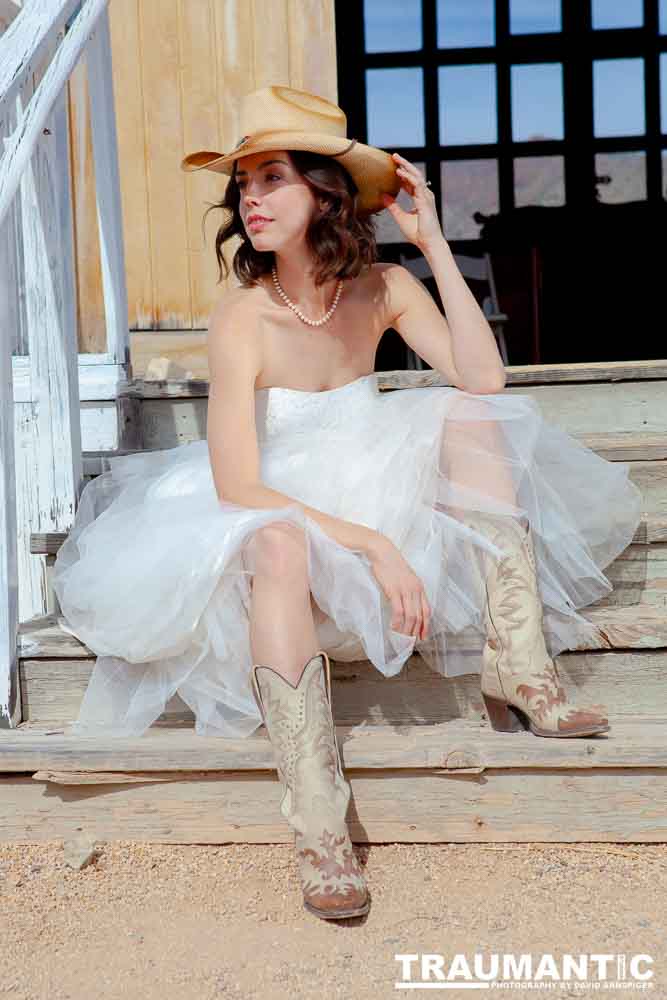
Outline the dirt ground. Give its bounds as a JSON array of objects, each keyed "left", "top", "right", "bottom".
[{"left": 1, "top": 840, "right": 665, "bottom": 1000}]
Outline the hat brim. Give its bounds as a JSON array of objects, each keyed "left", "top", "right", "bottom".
[{"left": 181, "top": 130, "right": 400, "bottom": 215}]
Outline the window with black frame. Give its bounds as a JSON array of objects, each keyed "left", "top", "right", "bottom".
[{"left": 336, "top": 0, "right": 667, "bottom": 366}]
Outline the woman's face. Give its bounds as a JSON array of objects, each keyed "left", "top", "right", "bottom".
[{"left": 235, "top": 150, "right": 321, "bottom": 252}]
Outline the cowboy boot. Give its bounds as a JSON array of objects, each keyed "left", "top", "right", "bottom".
[
  {"left": 459, "top": 510, "right": 610, "bottom": 738},
  {"left": 250, "top": 650, "right": 370, "bottom": 919}
]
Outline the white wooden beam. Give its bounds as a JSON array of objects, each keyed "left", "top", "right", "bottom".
[
  {"left": 1, "top": 0, "right": 132, "bottom": 724},
  {"left": 0, "top": 147, "right": 20, "bottom": 728},
  {"left": 0, "top": 0, "right": 80, "bottom": 116},
  {"left": 11, "top": 355, "right": 128, "bottom": 402},
  {"left": 12, "top": 39, "right": 82, "bottom": 674},
  {"left": 0, "top": 59, "right": 22, "bottom": 726},
  {"left": 86, "top": 7, "right": 130, "bottom": 371},
  {"left": 0, "top": 0, "right": 110, "bottom": 230}
]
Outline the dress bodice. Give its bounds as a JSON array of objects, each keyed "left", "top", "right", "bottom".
[{"left": 254, "top": 372, "right": 379, "bottom": 446}]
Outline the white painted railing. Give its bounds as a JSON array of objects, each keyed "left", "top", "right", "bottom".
[{"left": 0, "top": 0, "right": 129, "bottom": 728}]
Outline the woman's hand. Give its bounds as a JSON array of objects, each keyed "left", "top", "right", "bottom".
[
  {"left": 366, "top": 533, "right": 432, "bottom": 641},
  {"left": 380, "top": 153, "right": 444, "bottom": 252}
]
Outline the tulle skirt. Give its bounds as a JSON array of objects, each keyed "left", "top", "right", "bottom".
[{"left": 52, "top": 375, "right": 643, "bottom": 739}]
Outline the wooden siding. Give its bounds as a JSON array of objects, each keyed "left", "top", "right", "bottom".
[{"left": 69, "top": 0, "right": 338, "bottom": 344}]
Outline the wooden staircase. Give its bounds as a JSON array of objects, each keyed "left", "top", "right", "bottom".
[{"left": 2, "top": 360, "right": 667, "bottom": 845}]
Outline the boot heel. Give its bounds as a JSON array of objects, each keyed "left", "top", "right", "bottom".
[{"left": 482, "top": 692, "right": 527, "bottom": 733}]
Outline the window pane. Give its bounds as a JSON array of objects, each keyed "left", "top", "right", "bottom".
[
  {"left": 514, "top": 156, "right": 565, "bottom": 207},
  {"left": 366, "top": 68, "right": 425, "bottom": 147},
  {"left": 374, "top": 162, "right": 427, "bottom": 244},
  {"left": 661, "top": 0, "right": 667, "bottom": 34},
  {"left": 662, "top": 54, "right": 667, "bottom": 133},
  {"left": 595, "top": 151, "right": 646, "bottom": 202},
  {"left": 437, "top": 0, "right": 494, "bottom": 48},
  {"left": 510, "top": 0, "right": 561, "bottom": 35},
  {"left": 441, "top": 159, "right": 499, "bottom": 240},
  {"left": 438, "top": 65, "right": 497, "bottom": 144},
  {"left": 592, "top": 0, "right": 643, "bottom": 30},
  {"left": 511, "top": 64, "right": 564, "bottom": 141},
  {"left": 593, "top": 59, "right": 645, "bottom": 137},
  {"left": 364, "top": 0, "right": 422, "bottom": 53}
]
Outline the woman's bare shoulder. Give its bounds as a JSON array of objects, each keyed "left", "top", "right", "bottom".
[
  {"left": 366, "top": 261, "right": 410, "bottom": 298},
  {"left": 370, "top": 260, "right": 424, "bottom": 302},
  {"left": 208, "top": 281, "right": 269, "bottom": 328},
  {"left": 370, "top": 261, "right": 408, "bottom": 282}
]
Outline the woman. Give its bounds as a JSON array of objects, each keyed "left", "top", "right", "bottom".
[{"left": 53, "top": 86, "right": 643, "bottom": 922}]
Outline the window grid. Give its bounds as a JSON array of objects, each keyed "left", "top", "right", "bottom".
[{"left": 336, "top": 0, "right": 667, "bottom": 238}]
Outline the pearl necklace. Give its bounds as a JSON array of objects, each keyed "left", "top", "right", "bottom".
[{"left": 271, "top": 265, "right": 343, "bottom": 327}]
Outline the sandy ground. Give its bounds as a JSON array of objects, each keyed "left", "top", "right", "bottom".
[{"left": 1, "top": 840, "right": 665, "bottom": 1000}]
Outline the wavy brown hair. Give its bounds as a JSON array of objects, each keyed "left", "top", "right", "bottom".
[{"left": 202, "top": 150, "right": 379, "bottom": 288}]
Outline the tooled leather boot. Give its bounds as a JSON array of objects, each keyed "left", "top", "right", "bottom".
[
  {"left": 250, "top": 650, "right": 370, "bottom": 919},
  {"left": 459, "top": 510, "right": 610, "bottom": 738}
]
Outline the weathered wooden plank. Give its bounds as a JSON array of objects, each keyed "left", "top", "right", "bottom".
[
  {"left": 18, "top": 605, "right": 667, "bottom": 660},
  {"left": 67, "top": 46, "right": 105, "bottom": 351},
  {"left": 503, "top": 381, "right": 667, "bottom": 436},
  {"left": 0, "top": 0, "right": 110, "bottom": 226},
  {"left": 15, "top": 647, "right": 667, "bottom": 727},
  {"left": 252, "top": 0, "right": 289, "bottom": 89},
  {"left": 14, "top": 40, "right": 83, "bottom": 627},
  {"left": 0, "top": 0, "right": 80, "bottom": 123},
  {"left": 2, "top": 717, "right": 667, "bottom": 774},
  {"left": 286, "top": 0, "right": 338, "bottom": 97},
  {"left": 579, "top": 433, "right": 667, "bottom": 463},
  {"left": 2, "top": 750, "right": 667, "bottom": 843},
  {"left": 0, "top": 0, "right": 20, "bottom": 37},
  {"left": 627, "top": 460, "right": 667, "bottom": 513},
  {"left": 86, "top": 7, "right": 130, "bottom": 369},
  {"left": 382, "top": 361, "right": 667, "bottom": 389},
  {"left": 128, "top": 338, "right": 667, "bottom": 387},
  {"left": 131, "top": 381, "right": 667, "bottom": 445},
  {"left": 139, "top": 0, "right": 191, "bottom": 328},
  {"left": 107, "top": 0, "right": 153, "bottom": 329},
  {"left": 0, "top": 76, "right": 20, "bottom": 728},
  {"left": 592, "top": 542, "right": 667, "bottom": 608},
  {"left": 14, "top": 600, "right": 667, "bottom": 727},
  {"left": 179, "top": 0, "right": 228, "bottom": 327}
]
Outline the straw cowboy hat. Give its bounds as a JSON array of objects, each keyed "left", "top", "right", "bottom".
[{"left": 180, "top": 84, "right": 401, "bottom": 215}]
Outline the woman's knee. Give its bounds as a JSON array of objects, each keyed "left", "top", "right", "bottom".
[{"left": 245, "top": 521, "right": 309, "bottom": 580}]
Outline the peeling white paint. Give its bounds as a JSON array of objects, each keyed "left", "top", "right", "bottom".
[{"left": 1, "top": 0, "right": 129, "bottom": 727}]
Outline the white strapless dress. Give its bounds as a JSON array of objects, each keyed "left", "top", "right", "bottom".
[{"left": 52, "top": 373, "right": 643, "bottom": 739}]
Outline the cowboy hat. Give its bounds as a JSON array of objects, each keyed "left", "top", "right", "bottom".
[{"left": 180, "top": 84, "right": 400, "bottom": 215}]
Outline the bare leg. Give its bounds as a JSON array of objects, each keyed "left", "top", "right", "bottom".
[
  {"left": 434, "top": 394, "right": 609, "bottom": 736},
  {"left": 437, "top": 393, "right": 522, "bottom": 519},
  {"left": 246, "top": 521, "right": 370, "bottom": 919},
  {"left": 244, "top": 521, "right": 323, "bottom": 685}
]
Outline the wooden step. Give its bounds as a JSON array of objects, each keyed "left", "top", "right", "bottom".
[
  {"left": 127, "top": 376, "right": 667, "bottom": 446},
  {"left": 30, "top": 513, "right": 667, "bottom": 617},
  {"left": 129, "top": 337, "right": 667, "bottom": 387},
  {"left": 16, "top": 605, "right": 667, "bottom": 726},
  {"left": 591, "top": 536, "right": 667, "bottom": 608},
  {"left": 1, "top": 716, "right": 666, "bottom": 844},
  {"left": 69, "top": 360, "right": 667, "bottom": 462}
]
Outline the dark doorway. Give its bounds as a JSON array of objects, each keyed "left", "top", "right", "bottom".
[{"left": 336, "top": 0, "right": 667, "bottom": 368}]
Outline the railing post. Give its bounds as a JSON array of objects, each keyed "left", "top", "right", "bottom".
[
  {"left": 0, "top": 148, "right": 21, "bottom": 729},
  {"left": 14, "top": 33, "right": 82, "bottom": 630},
  {"left": 0, "top": 0, "right": 125, "bottom": 724},
  {"left": 0, "top": 52, "right": 22, "bottom": 726},
  {"left": 86, "top": 7, "right": 130, "bottom": 372}
]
